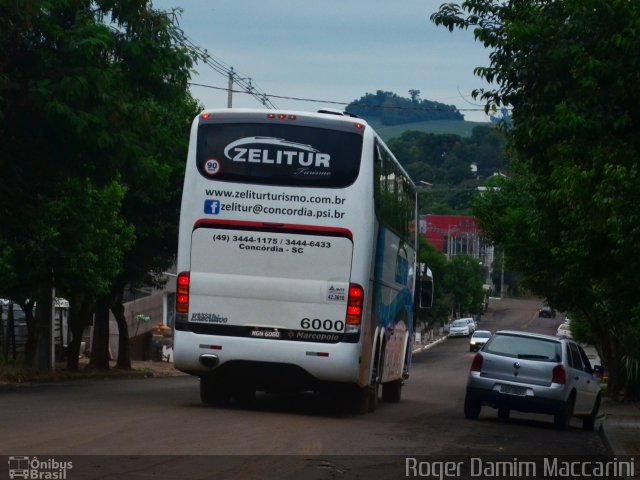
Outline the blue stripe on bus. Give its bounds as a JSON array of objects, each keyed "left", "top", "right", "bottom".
[{"left": 373, "top": 227, "right": 414, "bottom": 330}]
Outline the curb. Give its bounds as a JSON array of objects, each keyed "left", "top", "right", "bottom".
[
  {"left": 412, "top": 335, "right": 447, "bottom": 354},
  {"left": 598, "top": 413, "right": 630, "bottom": 456}
]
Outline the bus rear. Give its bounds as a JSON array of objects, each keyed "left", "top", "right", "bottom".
[{"left": 174, "top": 109, "right": 380, "bottom": 406}]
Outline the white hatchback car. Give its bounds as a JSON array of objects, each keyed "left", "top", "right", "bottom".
[
  {"left": 556, "top": 323, "right": 572, "bottom": 339},
  {"left": 469, "top": 330, "right": 492, "bottom": 352}
]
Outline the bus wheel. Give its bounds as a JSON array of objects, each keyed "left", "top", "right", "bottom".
[
  {"left": 231, "top": 387, "right": 256, "bottom": 407},
  {"left": 200, "top": 377, "right": 231, "bottom": 406},
  {"left": 382, "top": 379, "right": 402, "bottom": 403},
  {"left": 367, "top": 378, "right": 380, "bottom": 413},
  {"left": 348, "top": 383, "right": 377, "bottom": 414}
]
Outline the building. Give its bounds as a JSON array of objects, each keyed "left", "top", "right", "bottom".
[{"left": 421, "top": 214, "right": 494, "bottom": 270}]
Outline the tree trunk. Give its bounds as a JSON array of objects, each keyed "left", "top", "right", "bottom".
[
  {"left": 111, "top": 296, "right": 132, "bottom": 370},
  {"left": 66, "top": 296, "right": 93, "bottom": 371},
  {"left": 90, "top": 296, "right": 111, "bottom": 370},
  {"left": 19, "top": 299, "right": 37, "bottom": 366},
  {"left": 32, "top": 287, "right": 53, "bottom": 371}
]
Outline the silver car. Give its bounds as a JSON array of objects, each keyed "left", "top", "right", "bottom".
[
  {"left": 464, "top": 330, "right": 602, "bottom": 430},
  {"left": 449, "top": 319, "right": 471, "bottom": 337}
]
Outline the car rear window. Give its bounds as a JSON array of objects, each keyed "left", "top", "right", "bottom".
[{"left": 484, "top": 334, "right": 561, "bottom": 362}]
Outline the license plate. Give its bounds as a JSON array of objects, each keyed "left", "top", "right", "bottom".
[{"left": 500, "top": 384, "right": 527, "bottom": 396}]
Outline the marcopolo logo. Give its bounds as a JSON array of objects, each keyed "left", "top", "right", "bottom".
[
  {"left": 223, "top": 137, "right": 331, "bottom": 168},
  {"left": 8, "top": 456, "right": 73, "bottom": 479}
]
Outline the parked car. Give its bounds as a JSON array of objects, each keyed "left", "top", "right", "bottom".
[
  {"left": 460, "top": 317, "right": 476, "bottom": 333},
  {"left": 538, "top": 306, "right": 557, "bottom": 318},
  {"left": 464, "top": 330, "right": 602, "bottom": 430},
  {"left": 449, "top": 319, "right": 471, "bottom": 337},
  {"left": 556, "top": 323, "right": 573, "bottom": 339},
  {"left": 469, "top": 330, "right": 492, "bottom": 352}
]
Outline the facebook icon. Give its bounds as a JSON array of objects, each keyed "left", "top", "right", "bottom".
[{"left": 204, "top": 199, "right": 221, "bottom": 215}]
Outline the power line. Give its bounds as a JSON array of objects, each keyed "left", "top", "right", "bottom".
[
  {"left": 177, "top": 34, "right": 504, "bottom": 114},
  {"left": 189, "top": 81, "right": 491, "bottom": 112},
  {"left": 179, "top": 33, "right": 277, "bottom": 109}
]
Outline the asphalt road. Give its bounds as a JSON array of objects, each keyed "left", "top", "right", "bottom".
[{"left": 0, "top": 298, "right": 609, "bottom": 479}]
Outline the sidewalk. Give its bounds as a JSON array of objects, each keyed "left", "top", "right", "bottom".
[{"left": 600, "top": 398, "right": 640, "bottom": 456}]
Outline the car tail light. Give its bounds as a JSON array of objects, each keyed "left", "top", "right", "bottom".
[
  {"left": 470, "top": 353, "right": 483, "bottom": 372},
  {"left": 552, "top": 365, "right": 567, "bottom": 384},
  {"left": 176, "top": 272, "right": 190, "bottom": 314}
]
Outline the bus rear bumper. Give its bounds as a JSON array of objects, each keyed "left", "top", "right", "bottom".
[{"left": 173, "top": 330, "right": 362, "bottom": 389}]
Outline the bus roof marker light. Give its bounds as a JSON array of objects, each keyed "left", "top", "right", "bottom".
[
  {"left": 267, "top": 113, "right": 276, "bottom": 119},
  {"left": 288, "top": 115, "right": 297, "bottom": 120},
  {"left": 355, "top": 123, "right": 364, "bottom": 129},
  {"left": 201, "top": 113, "right": 211, "bottom": 120},
  {"left": 278, "top": 114, "right": 286, "bottom": 120}
]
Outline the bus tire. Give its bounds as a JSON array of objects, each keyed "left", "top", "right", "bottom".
[
  {"left": 349, "top": 383, "right": 377, "bottom": 414},
  {"left": 231, "top": 387, "right": 256, "bottom": 407},
  {"left": 200, "top": 377, "right": 231, "bottom": 406},
  {"left": 382, "top": 378, "right": 402, "bottom": 403}
]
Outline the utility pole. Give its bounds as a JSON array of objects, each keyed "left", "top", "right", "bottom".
[{"left": 227, "top": 67, "right": 234, "bottom": 108}]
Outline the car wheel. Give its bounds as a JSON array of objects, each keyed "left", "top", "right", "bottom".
[
  {"left": 554, "top": 394, "right": 575, "bottom": 430},
  {"left": 498, "top": 408, "right": 510, "bottom": 421},
  {"left": 583, "top": 394, "right": 601, "bottom": 431},
  {"left": 464, "top": 392, "right": 482, "bottom": 419}
]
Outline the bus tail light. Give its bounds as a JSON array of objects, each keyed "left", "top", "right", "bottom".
[
  {"left": 176, "top": 272, "right": 190, "bottom": 319},
  {"left": 345, "top": 283, "right": 364, "bottom": 334}
]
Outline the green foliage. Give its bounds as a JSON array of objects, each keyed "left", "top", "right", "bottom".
[
  {"left": 419, "top": 238, "right": 486, "bottom": 326},
  {"left": 418, "top": 239, "right": 450, "bottom": 326},
  {"left": 434, "top": 0, "right": 640, "bottom": 396},
  {"left": 0, "top": 0, "right": 200, "bottom": 368},
  {"left": 443, "top": 255, "right": 486, "bottom": 317},
  {"left": 388, "top": 126, "right": 507, "bottom": 187},
  {"left": 347, "top": 90, "right": 464, "bottom": 126}
]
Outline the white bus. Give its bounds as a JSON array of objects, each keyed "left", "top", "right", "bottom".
[{"left": 174, "top": 108, "right": 432, "bottom": 412}]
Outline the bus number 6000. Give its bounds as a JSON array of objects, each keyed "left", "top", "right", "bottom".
[{"left": 300, "top": 318, "right": 344, "bottom": 331}]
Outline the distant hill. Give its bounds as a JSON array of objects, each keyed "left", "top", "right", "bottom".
[
  {"left": 345, "top": 90, "right": 488, "bottom": 141},
  {"left": 367, "top": 119, "right": 489, "bottom": 141}
]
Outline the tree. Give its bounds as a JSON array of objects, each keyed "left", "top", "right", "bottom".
[
  {"left": 0, "top": 1, "right": 200, "bottom": 370},
  {"left": 418, "top": 239, "right": 450, "bottom": 327},
  {"left": 418, "top": 238, "right": 486, "bottom": 327},
  {"left": 443, "top": 255, "right": 485, "bottom": 318},
  {"left": 433, "top": 0, "right": 640, "bottom": 398}
]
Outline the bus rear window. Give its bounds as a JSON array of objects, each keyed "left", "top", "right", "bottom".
[{"left": 196, "top": 123, "right": 363, "bottom": 187}]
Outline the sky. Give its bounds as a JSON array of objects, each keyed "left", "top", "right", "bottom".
[{"left": 153, "top": 0, "right": 493, "bottom": 122}]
